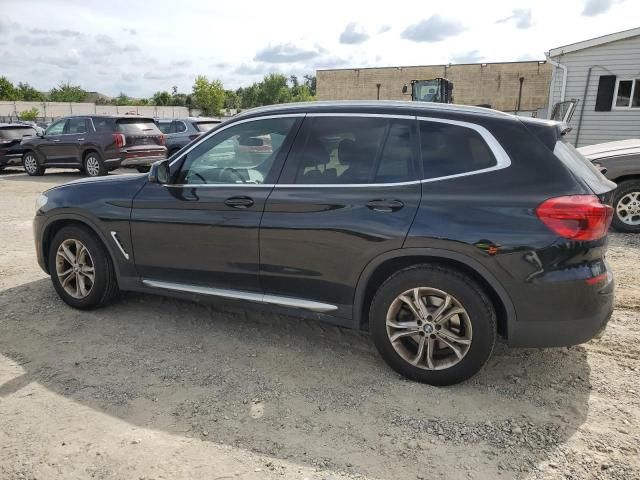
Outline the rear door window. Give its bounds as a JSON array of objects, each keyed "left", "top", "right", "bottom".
[
  {"left": 116, "top": 119, "right": 161, "bottom": 135},
  {"left": 156, "top": 122, "right": 172, "bottom": 134},
  {"left": 173, "top": 121, "right": 187, "bottom": 133},
  {"left": 419, "top": 121, "right": 496, "bottom": 179},
  {"left": 66, "top": 118, "right": 89, "bottom": 134},
  {"left": 291, "top": 116, "right": 416, "bottom": 184}
]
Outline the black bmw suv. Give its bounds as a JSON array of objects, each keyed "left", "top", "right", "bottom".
[
  {"left": 21, "top": 115, "right": 167, "bottom": 177},
  {"left": 33, "top": 101, "right": 616, "bottom": 385}
]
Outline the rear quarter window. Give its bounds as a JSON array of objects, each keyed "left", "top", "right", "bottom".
[
  {"left": 116, "top": 119, "right": 161, "bottom": 135},
  {"left": 419, "top": 121, "right": 497, "bottom": 179}
]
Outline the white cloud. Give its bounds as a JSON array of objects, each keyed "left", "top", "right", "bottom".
[
  {"left": 401, "top": 15, "right": 466, "bottom": 42},
  {"left": 582, "top": 0, "right": 614, "bottom": 16},
  {"left": 339, "top": 23, "right": 369, "bottom": 45}
]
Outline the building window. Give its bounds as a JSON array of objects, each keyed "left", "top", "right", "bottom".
[{"left": 613, "top": 79, "right": 640, "bottom": 109}]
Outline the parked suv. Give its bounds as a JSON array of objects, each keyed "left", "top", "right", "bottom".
[
  {"left": 0, "top": 123, "right": 38, "bottom": 171},
  {"left": 578, "top": 139, "right": 640, "bottom": 233},
  {"left": 33, "top": 101, "right": 616, "bottom": 385},
  {"left": 156, "top": 117, "right": 222, "bottom": 156},
  {"left": 21, "top": 115, "right": 167, "bottom": 177}
]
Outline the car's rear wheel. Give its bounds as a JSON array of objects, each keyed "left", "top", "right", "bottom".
[
  {"left": 611, "top": 180, "right": 640, "bottom": 233},
  {"left": 23, "top": 151, "right": 45, "bottom": 176},
  {"left": 84, "top": 152, "right": 107, "bottom": 177},
  {"left": 48, "top": 226, "right": 118, "bottom": 309},
  {"left": 370, "top": 265, "right": 496, "bottom": 386}
]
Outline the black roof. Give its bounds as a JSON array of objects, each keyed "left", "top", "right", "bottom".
[{"left": 235, "top": 100, "right": 516, "bottom": 123}]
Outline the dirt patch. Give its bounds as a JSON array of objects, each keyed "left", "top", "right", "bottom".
[{"left": 1, "top": 168, "right": 639, "bottom": 480}]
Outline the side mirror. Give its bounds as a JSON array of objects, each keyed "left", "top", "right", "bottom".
[
  {"left": 148, "top": 159, "right": 170, "bottom": 184},
  {"left": 402, "top": 84, "right": 408, "bottom": 94},
  {"left": 37, "top": 131, "right": 45, "bottom": 138}
]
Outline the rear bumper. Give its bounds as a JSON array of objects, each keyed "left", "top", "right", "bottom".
[
  {"left": 507, "top": 270, "right": 615, "bottom": 348},
  {"left": 105, "top": 156, "right": 166, "bottom": 168}
]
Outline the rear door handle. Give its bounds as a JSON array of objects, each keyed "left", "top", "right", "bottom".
[
  {"left": 52, "top": 139, "right": 61, "bottom": 142},
  {"left": 76, "top": 137, "right": 85, "bottom": 141},
  {"left": 224, "top": 196, "right": 254, "bottom": 209},
  {"left": 366, "top": 199, "right": 404, "bottom": 212}
]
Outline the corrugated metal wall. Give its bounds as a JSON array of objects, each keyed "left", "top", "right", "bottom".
[{"left": 549, "top": 35, "right": 640, "bottom": 147}]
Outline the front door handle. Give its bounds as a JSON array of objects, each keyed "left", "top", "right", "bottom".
[
  {"left": 366, "top": 199, "right": 404, "bottom": 213},
  {"left": 52, "top": 139, "right": 61, "bottom": 142},
  {"left": 76, "top": 137, "right": 85, "bottom": 141},
  {"left": 224, "top": 196, "right": 254, "bottom": 209}
]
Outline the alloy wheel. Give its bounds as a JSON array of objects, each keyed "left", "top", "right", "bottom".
[
  {"left": 85, "top": 156, "right": 101, "bottom": 177},
  {"left": 55, "top": 238, "right": 95, "bottom": 299},
  {"left": 386, "top": 287, "right": 472, "bottom": 370},
  {"left": 24, "top": 154, "right": 38, "bottom": 174},
  {"left": 616, "top": 191, "right": 640, "bottom": 226}
]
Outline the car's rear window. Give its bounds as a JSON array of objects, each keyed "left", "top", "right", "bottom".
[
  {"left": 0, "top": 127, "right": 37, "bottom": 140},
  {"left": 116, "top": 118, "right": 161, "bottom": 135},
  {"left": 194, "top": 121, "right": 220, "bottom": 132},
  {"left": 420, "top": 121, "right": 496, "bottom": 179}
]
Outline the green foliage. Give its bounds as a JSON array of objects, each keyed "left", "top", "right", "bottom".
[
  {"left": 191, "top": 75, "right": 225, "bottom": 116},
  {"left": 236, "top": 73, "right": 316, "bottom": 110},
  {"left": 48, "top": 82, "right": 87, "bottom": 102},
  {"left": 223, "top": 89, "right": 240, "bottom": 110},
  {"left": 17, "top": 82, "right": 45, "bottom": 101},
  {"left": 0, "top": 77, "right": 19, "bottom": 100},
  {"left": 152, "top": 91, "right": 172, "bottom": 106},
  {"left": 18, "top": 107, "right": 40, "bottom": 121},
  {"left": 111, "top": 92, "right": 132, "bottom": 106}
]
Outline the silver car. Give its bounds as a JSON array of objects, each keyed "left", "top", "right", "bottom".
[
  {"left": 155, "top": 117, "right": 222, "bottom": 157},
  {"left": 579, "top": 139, "right": 640, "bottom": 232}
]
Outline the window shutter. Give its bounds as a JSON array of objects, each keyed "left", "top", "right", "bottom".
[{"left": 595, "top": 75, "right": 616, "bottom": 111}]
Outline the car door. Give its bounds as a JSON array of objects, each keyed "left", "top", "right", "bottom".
[
  {"left": 64, "top": 117, "right": 91, "bottom": 163},
  {"left": 38, "top": 119, "right": 68, "bottom": 163},
  {"left": 260, "top": 114, "right": 421, "bottom": 318},
  {"left": 129, "top": 114, "right": 303, "bottom": 293}
]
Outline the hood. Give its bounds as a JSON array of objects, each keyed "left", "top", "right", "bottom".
[
  {"left": 578, "top": 139, "right": 640, "bottom": 160},
  {"left": 46, "top": 172, "right": 147, "bottom": 192}
]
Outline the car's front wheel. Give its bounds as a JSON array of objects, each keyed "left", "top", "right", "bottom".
[
  {"left": 611, "top": 180, "right": 640, "bottom": 233},
  {"left": 370, "top": 265, "right": 496, "bottom": 386},
  {"left": 23, "top": 151, "right": 45, "bottom": 176},
  {"left": 48, "top": 226, "right": 118, "bottom": 309}
]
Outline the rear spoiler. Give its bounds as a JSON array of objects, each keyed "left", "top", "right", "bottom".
[{"left": 519, "top": 117, "right": 572, "bottom": 151}]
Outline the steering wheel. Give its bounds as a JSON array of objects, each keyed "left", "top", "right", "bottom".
[{"left": 222, "top": 167, "right": 246, "bottom": 183}]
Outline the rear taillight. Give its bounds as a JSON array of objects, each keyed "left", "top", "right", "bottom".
[
  {"left": 159, "top": 134, "right": 165, "bottom": 145},
  {"left": 536, "top": 195, "right": 613, "bottom": 241},
  {"left": 112, "top": 133, "right": 126, "bottom": 148}
]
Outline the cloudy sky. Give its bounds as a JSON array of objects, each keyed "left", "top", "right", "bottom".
[{"left": 0, "top": 0, "right": 637, "bottom": 98}]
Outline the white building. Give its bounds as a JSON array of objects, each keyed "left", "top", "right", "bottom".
[{"left": 546, "top": 27, "right": 640, "bottom": 147}]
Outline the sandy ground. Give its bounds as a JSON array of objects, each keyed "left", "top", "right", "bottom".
[{"left": 0, "top": 168, "right": 638, "bottom": 480}]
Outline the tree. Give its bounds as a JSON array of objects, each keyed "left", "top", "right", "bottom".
[
  {"left": 191, "top": 75, "right": 225, "bottom": 116},
  {"left": 17, "top": 82, "right": 44, "bottom": 101},
  {"left": 258, "top": 73, "right": 291, "bottom": 106},
  {"left": 303, "top": 74, "right": 317, "bottom": 96},
  {"left": 48, "top": 82, "right": 87, "bottom": 102},
  {"left": 0, "top": 77, "right": 18, "bottom": 101},
  {"left": 111, "top": 92, "right": 132, "bottom": 106},
  {"left": 238, "top": 84, "right": 260, "bottom": 109},
  {"left": 223, "top": 90, "right": 240, "bottom": 110},
  {"left": 18, "top": 107, "right": 40, "bottom": 122},
  {"left": 292, "top": 84, "right": 315, "bottom": 102},
  {"left": 152, "top": 91, "right": 172, "bottom": 106},
  {"left": 171, "top": 93, "right": 189, "bottom": 107}
]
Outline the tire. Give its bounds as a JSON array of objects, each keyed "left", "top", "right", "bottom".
[
  {"left": 83, "top": 151, "right": 107, "bottom": 177},
  {"left": 136, "top": 166, "right": 150, "bottom": 173},
  {"left": 611, "top": 180, "right": 640, "bottom": 233},
  {"left": 48, "top": 225, "right": 118, "bottom": 310},
  {"left": 370, "top": 264, "right": 496, "bottom": 386},
  {"left": 23, "top": 151, "right": 45, "bottom": 176}
]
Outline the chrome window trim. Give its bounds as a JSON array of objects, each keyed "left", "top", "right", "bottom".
[
  {"left": 168, "top": 113, "right": 306, "bottom": 167},
  {"left": 165, "top": 112, "right": 511, "bottom": 189},
  {"left": 110, "top": 231, "right": 130, "bottom": 260},
  {"left": 142, "top": 279, "right": 338, "bottom": 313}
]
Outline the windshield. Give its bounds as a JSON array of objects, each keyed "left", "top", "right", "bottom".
[
  {"left": 0, "top": 127, "right": 37, "bottom": 140},
  {"left": 116, "top": 119, "right": 161, "bottom": 135},
  {"left": 195, "top": 121, "right": 221, "bottom": 132},
  {"left": 413, "top": 80, "right": 442, "bottom": 102}
]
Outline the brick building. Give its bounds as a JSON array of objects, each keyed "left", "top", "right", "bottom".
[{"left": 317, "top": 60, "right": 552, "bottom": 113}]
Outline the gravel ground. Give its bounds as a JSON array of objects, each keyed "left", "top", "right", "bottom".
[{"left": 0, "top": 168, "right": 638, "bottom": 480}]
